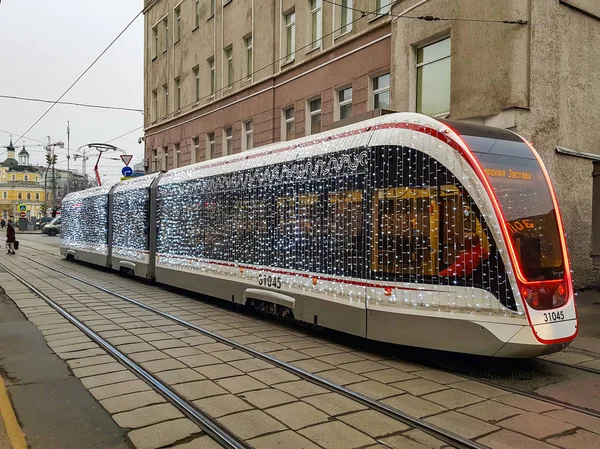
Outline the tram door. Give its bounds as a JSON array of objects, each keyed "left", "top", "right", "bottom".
[{"left": 372, "top": 187, "right": 439, "bottom": 277}]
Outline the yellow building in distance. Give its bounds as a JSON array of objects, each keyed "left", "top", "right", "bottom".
[{"left": 0, "top": 141, "right": 48, "bottom": 220}]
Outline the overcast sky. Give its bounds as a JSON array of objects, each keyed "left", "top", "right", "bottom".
[{"left": 0, "top": 0, "right": 144, "bottom": 182}]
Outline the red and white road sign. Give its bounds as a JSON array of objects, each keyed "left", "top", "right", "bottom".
[
  {"left": 120, "top": 154, "right": 133, "bottom": 166},
  {"left": 19, "top": 212, "right": 26, "bottom": 218}
]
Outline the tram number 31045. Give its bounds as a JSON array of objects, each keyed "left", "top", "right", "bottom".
[
  {"left": 543, "top": 311, "right": 565, "bottom": 323},
  {"left": 258, "top": 273, "right": 282, "bottom": 289}
]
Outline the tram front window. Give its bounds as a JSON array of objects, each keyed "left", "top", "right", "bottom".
[{"left": 463, "top": 135, "right": 565, "bottom": 282}]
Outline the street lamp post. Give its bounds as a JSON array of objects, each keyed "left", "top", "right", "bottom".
[{"left": 43, "top": 138, "right": 64, "bottom": 221}]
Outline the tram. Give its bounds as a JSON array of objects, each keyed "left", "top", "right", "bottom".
[{"left": 60, "top": 113, "right": 577, "bottom": 357}]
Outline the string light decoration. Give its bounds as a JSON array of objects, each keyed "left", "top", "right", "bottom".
[
  {"left": 112, "top": 173, "right": 161, "bottom": 261},
  {"left": 61, "top": 183, "right": 116, "bottom": 254},
  {"left": 61, "top": 114, "right": 568, "bottom": 320}
]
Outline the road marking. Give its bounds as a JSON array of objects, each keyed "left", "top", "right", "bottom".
[{"left": 0, "top": 376, "right": 27, "bottom": 449}]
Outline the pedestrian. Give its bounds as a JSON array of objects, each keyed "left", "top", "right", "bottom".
[
  {"left": 0, "top": 219, "right": 5, "bottom": 228},
  {"left": 6, "top": 221, "right": 16, "bottom": 255}
]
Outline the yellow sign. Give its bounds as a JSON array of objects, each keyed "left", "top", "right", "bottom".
[
  {"left": 120, "top": 176, "right": 134, "bottom": 182},
  {"left": 484, "top": 167, "right": 532, "bottom": 180}
]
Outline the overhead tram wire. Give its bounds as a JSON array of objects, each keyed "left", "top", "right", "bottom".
[
  {"left": 320, "top": 0, "right": 528, "bottom": 25},
  {"left": 0, "top": 95, "right": 143, "bottom": 113},
  {"left": 12, "top": 0, "right": 161, "bottom": 146}
]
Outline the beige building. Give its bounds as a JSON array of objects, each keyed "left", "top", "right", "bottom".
[{"left": 143, "top": 0, "right": 600, "bottom": 288}]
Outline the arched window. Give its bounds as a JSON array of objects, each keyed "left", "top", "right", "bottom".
[
  {"left": 17, "top": 193, "right": 22, "bottom": 200},
  {"left": 26, "top": 193, "right": 31, "bottom": 200},
  {"left": 35, "top": 193, "right": 40, "bottom": 200},
  {"left": 24, "top": 175, "right": 28, "bottom": 181}
]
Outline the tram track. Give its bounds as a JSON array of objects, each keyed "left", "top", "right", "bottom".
[
  {"left": 15, "top": 250, "right": 487, "bottom": 449},
  {"left": 0, "top": 261, "right": 250, "bottom": 449}
]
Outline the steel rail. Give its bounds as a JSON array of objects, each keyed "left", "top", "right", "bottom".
[
  {"left": 0, "top": 261, "right": 250, "bottom": 449},
  {"left": 20, "top": 254, "right": 486, "bottom": 449},
  {"left": 537, "top": 358, "right": 600, "bottom": 376}
]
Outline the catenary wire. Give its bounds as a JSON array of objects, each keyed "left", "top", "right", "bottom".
[{"left": 0, "top": 94, "right": 143, "bottom": 113}]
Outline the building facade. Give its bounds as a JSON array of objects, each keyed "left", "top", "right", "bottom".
[
  {"left": 143, "top": 0, "right": 600, "bottom": 288},
  {"left": 0, "top": 142, "right": 47, "bottom": 220}
]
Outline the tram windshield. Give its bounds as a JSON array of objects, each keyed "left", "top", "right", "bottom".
[{"left": 462, "top": 135, "right": 565, "bottom": 281}]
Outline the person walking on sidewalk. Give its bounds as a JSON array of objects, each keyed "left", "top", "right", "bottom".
[
  {"left": 6, "top": 221, "right": 16, "bottom": 255},
  {"left": 0, "top": 219, "right": 5, "bottom": 228}
]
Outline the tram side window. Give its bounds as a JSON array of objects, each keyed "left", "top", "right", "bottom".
[{"left": 327, "top": 189, "right": 364, "bottom": 277}]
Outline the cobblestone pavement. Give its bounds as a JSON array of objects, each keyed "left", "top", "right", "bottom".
[{"left": 2, "top": 242, "right": 600, "bottom": 449}]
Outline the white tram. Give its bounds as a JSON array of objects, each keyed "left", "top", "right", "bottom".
[{"left": 60, "top": 113, "right": 577, "bottom": 357}]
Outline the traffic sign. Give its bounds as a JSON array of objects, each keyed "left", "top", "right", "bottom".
[
  {"left": 122, "top": 166, "right": 133, "bottom": 177},
  {"left": 120, "top": 154, "right": 133, "bottom": 166},
  {"left": 18, "top": 204, "right": 26, "bottom": 212},
  {"left": 19, "top": 212, "right": 26, "bottom": 219}
]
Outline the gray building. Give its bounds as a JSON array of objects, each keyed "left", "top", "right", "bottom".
[{"left": 143, "top": 0, "right": 600, "bottom": 288}]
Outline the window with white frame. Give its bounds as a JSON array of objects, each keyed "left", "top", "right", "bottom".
[
  {"left": 283, "top": 107, "right": 295, "bottom": 140},
  {"left": 175, "top": 143, "right": 180, "bottom": 168},
  {"left": 17, "top": 193, "right": 22, "bottom": 200},
  {"left": 195, "top": 0, "right": 200, "bottom": 28},
  {"left": 163, "top": 17, "right": 169, "bottom": 51},
  {"left": 152, "top": 26, "right": 158, "bottom": 58},
  {"left": 24, "top": 175, "right": 28, "bottom": 181},
  {"left": 372, "top": 72, "right": 390, "bottom": 109},
  {"left": 208, "top": 57, "right": 215, "bottom": 95},
  {"left": 152, "top": 89, "right": 158, "bottom": 121},
  {"left": 35, "top": 193, "right": 40, "bottom": 200},
  {"left": 285, "top": 10, "right": 296, "bottom": 61},
  {"left": 207, "top": 133, "right": 215, "bottom": 159},
  {"left": 308, "top": 98, "right": 321, "bottom": 135},
  {"left": 337, "top": 87, "right": 352, "bottom": 120},
  {"left": 163, "top": 83, "right": 169, "bottom": 114},
  {"left": 193, "top": 137, "right": 200, "bottom": 161},
  {"left": 193, "top": 66, "right": 200, "bottom": 102},
  {"left": 224, "top": 127, "right": 233, "bottom": 155},
  {"left": 310, "top": 0, "right": 322, "bottom": 49},
  {"left": 163, "top": 147, "right": 169, "bottom": 170},
  {"left": 225, "top": 47, "right": 233, "bottom": 88},
  {"left": 243, "top": 121, "right": 253, "bottom": 151},
  {"left": 174, "top": 6, "right": 181, "bottom": 42},
  {"left": 246, "top": 36, "right": 253, "bottom": 80},
  {"left": 340, "top": 0, "right": 352, "bottom": 34},
  {"left": 11, "top": 175, "right": 15, "bottom": 181},
  {"left": 376, "top": 0, "right": 391, "bottom": 15},
  {"left": 152, "top": 148, "right": 158, "bottom": 171},
  {"left": 2, "top": 192, "right": 6, "bottom": 199},
  {"left": 26, "top": 193, "right": 31, "bottom": 200},
  {"left": 174, "top": 77, "right": 181, "bottom": 110},
  {"left": 417, "top": 37, "right": 451, "bottom": 117}
]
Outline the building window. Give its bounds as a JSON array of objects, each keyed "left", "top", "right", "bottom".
[
  {"left": 17, "top": 193, "right": 22, "bottom": 200},
  {"left": 174, "top": 77, "right": 181, "bottom": 111},
  {"left": 193, "top": 137, "right": 200, "bottom": 162},
  {"left": 24, "top": 175, "right": 28, "bottom": 181},
  {"left": 337, "top": 87, "right": 352, "bottom": 120},
  {"left": 207, "top": 133, "right": 215, "bottom": 160},
  {"left": 193, "top": 66, "right": 200, "bottom": 102},
  {"left": 195, "top": 0, "right": 200, "bottom": 28},
  {"left": 11, "top": 175, "right": 15, "bottom": 181},
  {"left": 35, "top": 193, "right": 40, "bottom": 200},
  {"left": 163, "top": 83, "right": 169, "bottom": 114},
  {"left": 152, "top": 89, "right": 158, "bottom": 121},
  {"left": 225, "top": 47, "right": 233, "bottom": 88},
  {"left": 26, "top": 193, "right": 31, "bottom": 200},
  {"left": 340, "top": 0, "right": 352, "bottom": 34},
  {"left": 2, "top": 192, "right": 6, "bottom": 199},
  {"left": 376, "top": 0, "right": 391, "bottom": 15},
  {"left": 224, "top": 127, "right": 233, "bottom": 155},
  {"left": 152, "top": 26, "right": 158, "bottom": 58},
  {"left": 174, "top": 6, "right": 181, "bottom": 43},
  {"left": 152, "top": 149, "right": 158, "bottom": 171},
  {"left": 285, "top": 11, "right": 296, "bottom": 61},
  {"left": 373, "top": 73, "right": 390, "bottom": 109},
  {"left": 243, "top": 121, "right": 253, "bottom": 151},
  {"left": 283, "top": 107, "right": 295, "bottom": 141},
  {"left": 245, "top": 36, "right": 253, "bottom": 80},
  {"left": 208, "top": 57, "right": 215, "bottom": 95},
  {"left": 175, "top": 143, "right": 180, "bottom": 168},
  {"left": 417, "top": 38, "right": 451, "bottom": 117},
  {"left": 308, "top": 98, "right": 321, "bottom": 135},
  {"left": 311, "top": 0, "right": 322, "bottom": 49},
  {"left": 163, "top": 17, "right": 169, "bottom": 51},
  {"left": 163, "top": 147, "right": 169, "bottom": 170}
]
